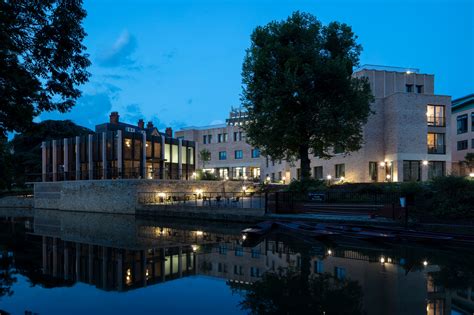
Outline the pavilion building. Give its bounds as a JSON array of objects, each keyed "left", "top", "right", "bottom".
[{"left": 41, "top": 112, "right": 196, "bottom": 181}]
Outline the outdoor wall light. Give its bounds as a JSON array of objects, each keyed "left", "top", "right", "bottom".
[
  {"left": 327, "top": 249, "right": 332, "bottom": 255},
  {"left": 195, "top": 230, "right": 204, "bottom": 236},
  {"left": 380, "top": 257, "right": 385, "bottom": 264},
  {"left": 326, "top": 175, "right": 332, "bottom": 180},
  {"left": 469, "top": 173, "right": 474, "bottom": 178},
  {"left": 423, "top": 260, "right": 428, "bottom": 266},
  {"left": 379, "top": 161, "right": 386, "bottom": 167},
  {"left": 192, "top": 172, "right": 196, "bottom": 179},
  {"left": 266, "top": 176, "right": 271, "bottom": 182},
  {"left": 158, "top": 192, "right": 166, "bottom": 198},
  {"left": 340, "top": 176, "right": 345, "bottom": 181},
  {"left": 386, "top": 174, "right": 391, "bottom": 180},
  {"left": 422, "top": 160, "right": 429, "bottom": 166},
  {"left": 192, "top": 245, "right": 199, "bottom": 252},
  {"left": 242, "top": 234, "right": 247, "bottom": 240}
]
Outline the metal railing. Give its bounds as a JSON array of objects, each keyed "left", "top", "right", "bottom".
[
  {"left": 427, "top": 145, "right": 446, "bottom": 155},
  {"left": 137, "top": 191, "right": 265, "bottom": 209},
  {"left": 427, "top": 116, "right": 445, "bottom": 127}
]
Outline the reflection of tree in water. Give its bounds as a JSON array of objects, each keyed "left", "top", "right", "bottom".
[
  {"left": 231, "top": 268, "right": 364, "bottom": 315},
  {"left": 0, "top": 255, "right": 17, "bottom": 299}
]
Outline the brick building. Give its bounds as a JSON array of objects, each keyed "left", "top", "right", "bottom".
[
  {"left": 175, "top": 108, "right": 261, "bottom": 180},
  {"left": 263, "top": 65, "right": 452, "bottom": 183}
]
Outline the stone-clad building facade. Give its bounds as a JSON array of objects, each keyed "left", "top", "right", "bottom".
[
  {"left": 263, "top": 65, "right": 452, "bottom": 183},
  {"left": 175, "top": 109, "right": 261, "bottom": 180},
  {"left": 41, "top": 112, "right": 196, "bottom": 182}
]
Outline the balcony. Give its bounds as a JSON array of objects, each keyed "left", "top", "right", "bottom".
[
  {"left": 427, "top": 116, "right": 445, "bottom": 127},
  {"left": 428, "top": 145, "right": 446, "bottom": 155}
]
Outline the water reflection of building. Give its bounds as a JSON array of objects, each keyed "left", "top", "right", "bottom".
[{"left": 40, "top": 236, "right": 196, "bottom": 292}]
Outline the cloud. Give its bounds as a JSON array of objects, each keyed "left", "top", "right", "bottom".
[
  {"left": 97, "top": 30, "right": 138, "bottom": 68},
  {"left": 121, "top": 104, "right": 166, "bottom": 130}
]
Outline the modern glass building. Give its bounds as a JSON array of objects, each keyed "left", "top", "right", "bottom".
[{"left": 41, "top": 112, "right": 196, "bottom": 181}]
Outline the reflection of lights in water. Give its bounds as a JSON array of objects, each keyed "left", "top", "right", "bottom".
[
  {"left": 126, "top": 268, "right": 132, "bottom": 284},
  {"left": 146, "top": 269, "right": 149, "bottom": 277}
]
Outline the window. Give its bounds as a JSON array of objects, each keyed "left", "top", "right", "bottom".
[
  {"left": 457, "top": 140, "right": 468, "bottom": 151},
  {"left": 251, "top": 249, "right": 260, "bottom": 258},
  {"left": 334, "top": 267, "right": 346, "bottom": 280},
  {"left": 403, "top": 160, "right": 421, "bottom": 182},
  {"left": 472, "top": 139, "right": 474, "bottom": 149},
  {"left": 223, "top": 133, "right": 228, "bottom": 142},
  {"left": 251, "top": 148, "right": 260, "bottom": 158},
  {"left": 219, "top": 244, "right": 227, "bottom": 255},
  {"left": 233, "top": 131, "right": 242, "bottom": 141},
  {"left": 278, "top": 171, "right": 282, "bottom": 180},
  {"left": 457, "top": 114, "right": 468, "bottom": 134},
  {"left": 427, "top": 133, "right": 445, "bottom": 154},
  {"left": 203, "top": 135, "right": 207, "bottom": 144},
  {"left": 296, "top": 168, "right": 301, "bottom": 180},
  {"left": 428, "top": 161, "right": 445, "bottom": 179},
  {"left": 416, "top": 85, "right": 423, "bottom": 93},
  {"left": 271, "top": 173, "right": 275, "bottom": 181},
  {"left": 405, "top": 84, "right": 413, "bottom": 92},
  {"left": 234, "top": 265, "right": 243, "bottom": 275},
  {"left": 427, "top": 105, "right": 445, "bottom": 127},
  {"left": 219, "top": 151, "right": 227, "bottom": 160},
  {"left": 314, "top": 261, "right": 323, "bottom": 274},
  {"left": 208, "top": 134, "right": 212, "bottom": 143},
  {"left": 235, "top": 246, "right": 243, "bottom": 257},
  {"left": 234, "top": 150, "right": 243, "bottom": 159},
  {"left": 369, "top": 162, "right": 378, "bottom": 181},
  {"left": 218, "top": 134, "right": 222, "bottom": 143},
  {"left": 313, "top": 166, "right": 323, "bottom": 180},
  {"left": 335, "top": 164, "right": 345, "bottom": 178},
  {"left": 250, "top": 267, "right": 260, "bottom": 277}
]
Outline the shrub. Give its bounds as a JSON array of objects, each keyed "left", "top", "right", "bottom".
[
  {"left": 428, "top": 176, "right": 474, "bottom": 218},
  {"left": 196, "top": 170, "right": 218, "bottom": 181},
  {"left": 287, "top": 179, "right": 326, "bottom": 193}
]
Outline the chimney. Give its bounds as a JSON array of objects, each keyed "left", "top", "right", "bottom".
[
  {"left": 137, "top": 119, "right": 144, "bottom": 129},
  {"left": 146, "top": 121, "right": 154, "bottom": 129},
  {"left": 165, "top": 127, "right": 172, "bottom": 137},
  {"left": 110, "top": 112, "right": 119, "bottom": 124}
]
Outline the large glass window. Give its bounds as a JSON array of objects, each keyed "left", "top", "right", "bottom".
[
  {"left": 428, "top": 161, "right": 445, "bottom": 179},
  {"left": 427, "top": 133, "right": 445, "bottom": 154},
  {"left": 203, "top": 135, "right": 207, "bottom": 144},
  {"left": 219, "top": 151, "right": 227, "bottom": 160},
  {"left": 457, "top": 114, "right": 468, "bottom": 134},
  {"left": 403, "top": 160, "right": 421, "bottom": 182},
  {"left": 251, "top": 148, "right": 260, "bottom": 158},
  {"left": 427, "top": 105, "right": 445, "bottom": 127},
  {"left": 313, "top": 166, "right": 323, "bottom": 180},
  {"left": 335, "top": 164, "right": 345, "bottom": 178},
  {"left": 369, "top": 162, "right": 378, "bottom": 181}
]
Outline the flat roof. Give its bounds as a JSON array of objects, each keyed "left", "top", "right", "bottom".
[
  {"left": 177, "top": 123, "right": 227, "bottom": 131},
  {"left": 355, "top": 64, "right": 420, "bottom": 74},
  {"left": 452, "top": 93, "right": 474, "bottom": 112}
]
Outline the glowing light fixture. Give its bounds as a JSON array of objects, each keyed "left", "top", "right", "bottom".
[
  {"left": 423, "top": 260, "right": 428, "bottom": 266},
  {"left": 192, "top": 245, "right": 199, "bottom": 252},
  {"left": 422, "top": 160, "right": 429, "bottom": 166},
  {"left": 327, "top": 249, "right": 332, "bottom": 255},
  {"left": 340, "top": 176, "right": 345, "bottom": 181},
  {"left": 195, "top": 230, "right": 204, "bottom": 236},
  {"left": 326, "top": 175, "right": 332, "bottom": 180},
  {"left": 242, "top": 234, "right": 247, "bottom": 240},
  {"left": 380, "top": 257, "right": 385, "bottom": 263},
  {"left": 379, "top": 161, "right": 386, "bottom": 167},
  {"left": 469, "top": 173, "right": 474, "bottom": 178}
]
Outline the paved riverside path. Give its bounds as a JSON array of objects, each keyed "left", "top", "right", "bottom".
[{"left": 268, "top": 212, "right": 398, "bottom": 226}]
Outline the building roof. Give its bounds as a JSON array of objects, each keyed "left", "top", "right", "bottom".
[
  {"left": 452, "top": 93, "right": 474, "bottom": 113},
  {"left": 354, "top": 64, "right": 420, "bottom": 74}
]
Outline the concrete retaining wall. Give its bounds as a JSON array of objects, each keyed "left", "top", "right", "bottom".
[{"left": 34, "top": 179, "right": 256, "bottom": 215}]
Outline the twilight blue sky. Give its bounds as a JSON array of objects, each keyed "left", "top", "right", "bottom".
[{"left": 40, "top": 0, "right": 474, "bottom": 131}]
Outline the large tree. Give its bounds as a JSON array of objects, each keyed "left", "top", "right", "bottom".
[
  {"left": 241, "top": 12, "right": 373, "bottom": 180},
  {"left": 0, "top": 0, "right": 91, "bottom": 137}
]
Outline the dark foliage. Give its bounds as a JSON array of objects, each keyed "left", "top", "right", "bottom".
[
  {"left": 0, "top": 0, "right": 90, "bottom": 137},
  {"left": 242, "top": 12, "right": 373, "bottom": 180}
]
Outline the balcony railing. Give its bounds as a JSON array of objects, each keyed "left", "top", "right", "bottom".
[
  {"left": 428, "top": 145, "right": 446, "bottom": 155},
  {"left": 427, "top": 116, "right": 445, "bottom": 127}
]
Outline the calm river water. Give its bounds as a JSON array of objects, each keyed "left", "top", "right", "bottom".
[{"left": 0, "top": 208, "right": 473, "bottom": 315}]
